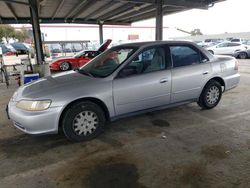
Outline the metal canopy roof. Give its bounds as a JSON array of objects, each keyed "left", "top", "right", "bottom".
[{"left": 0, "top": 0, "right": 224, "bottom": 25}]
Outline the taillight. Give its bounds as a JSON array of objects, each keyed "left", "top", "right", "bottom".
[{"left": 234, "top": 60, "right": 239, "bottom": 70}]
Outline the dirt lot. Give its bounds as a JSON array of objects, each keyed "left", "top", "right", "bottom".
[{"left": 0, "top": 60, "right": 250, "bottom": 188}]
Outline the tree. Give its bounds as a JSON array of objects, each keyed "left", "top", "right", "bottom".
[
  {"left": 15, "top": 27, "right": 29, "bottom": 42},
  {"left": 0, "top": 25, "right": 15, "bottom": 43},
  {"left": 190, "top": 29, "right": 203, "bottom": 36},
  {"left": 0, "top": 25, "right": 29, "bottom": 43}
]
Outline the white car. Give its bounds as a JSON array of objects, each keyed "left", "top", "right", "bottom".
[{"left": 206, "top": 42, "right": 248, "bottom": 59}]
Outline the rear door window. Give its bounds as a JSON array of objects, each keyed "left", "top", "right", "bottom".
[{"left": 170, "top": 46, "right": 203, "bottom": 68}]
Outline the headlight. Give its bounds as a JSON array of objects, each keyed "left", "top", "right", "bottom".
[
  {"left": 16, "top": 100, "right": 51, "bottom": 111},
  {"left": 11, "top": 91, "right": 18, "bottom": 102}
]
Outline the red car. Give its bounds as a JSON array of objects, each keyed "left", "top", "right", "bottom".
[{"left": 49, "top": 39, "right": 112, "bottom": 71}]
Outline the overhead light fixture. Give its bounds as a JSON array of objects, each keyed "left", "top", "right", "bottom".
[{"left": 134, "top": 6, "right": 140, "bottom": 11}]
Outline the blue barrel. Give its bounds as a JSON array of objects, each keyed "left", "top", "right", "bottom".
[{"left": 24, "top": 73, "right": 40, "bottom": 84}]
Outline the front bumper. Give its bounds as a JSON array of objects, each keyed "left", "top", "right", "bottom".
[
  {"left": 7, "top": 101, "right": 63, "bottom": 135},
  {"left": 49, "top": 63, "right": 60, "bottom": 71}
]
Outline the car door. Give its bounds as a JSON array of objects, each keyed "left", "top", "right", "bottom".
[
  {"left": 169, "top": 45, "right": 212, "bottom": 103},
  {"left": 113, "top": 46, "right": 172, "bottom": 116},
  {"left": 214, "top": 43, "right": 229, "bottom": 54},
  {"left": 227, "top": 43, "right": 243, "bottom": 55}
]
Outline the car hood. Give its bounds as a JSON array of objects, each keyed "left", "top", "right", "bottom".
[{"left": 16, "top": 71, "right": 93, "bottom": 99}]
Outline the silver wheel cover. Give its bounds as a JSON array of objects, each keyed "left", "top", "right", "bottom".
[
  {"left": 206, "top": 86, "right": 220, "bottom": 105},
  {"left": 72, "top": 111, "right": 99, "bottom": 136},
  {"left": 60, "top": 62, "right": 69, "bottom": 70}
]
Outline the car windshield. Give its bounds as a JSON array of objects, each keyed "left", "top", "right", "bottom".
[
  {"left": 79, "top": 47, "right": 137, "bottom": 78},
  {"left": 74, "top": 50, "right": 85, "bottom": 58}
]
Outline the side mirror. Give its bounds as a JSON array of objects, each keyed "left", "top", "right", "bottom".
[{"left": 201, "top": 58, "right": 209, "bottom": 63}]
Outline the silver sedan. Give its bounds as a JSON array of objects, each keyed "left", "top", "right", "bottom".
[{"left": 7, "top": 41, "right": 240, "bottom": 141}]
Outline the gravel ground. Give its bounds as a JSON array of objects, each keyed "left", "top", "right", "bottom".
[{"left": 0, "top": 60, "right": 250, "bottom": 188}]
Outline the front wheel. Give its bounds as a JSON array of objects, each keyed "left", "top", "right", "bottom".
[
  {"left": 198, "top": 80, "right": 222, "bottom": 109},
  {"left": 59, "top": 62, "right": 71, "bottom": 71},
  {"left": 62, "top": 101, "right": 106, "bottom": 142}
]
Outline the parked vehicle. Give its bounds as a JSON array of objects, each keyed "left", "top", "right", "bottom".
[
  {"left": 7, "top": 41, "right": 240, "bottom": 141},
  {"left": 206, "top": 42, "right": 248, "bottom": 59},
  {"left": 62, "top": 43, "right": 72, "bottom": 53},
  {"left": 230, "top": 38, "right": 247, "bottom": 44},
  {"left": 49, "top": 43, "right": 62, "bottom": 54},
  {"left": 0, "top": 44, "right": 17, "bottom": 56},
  {"left": 11, "top": 42, "right": 30, "bottom": 55},
  {"left": 71, "top": 43, "right": 84, "bottom": 52},
  {"left": 49, "top": 39, "right": 112, "bottom": 71}
]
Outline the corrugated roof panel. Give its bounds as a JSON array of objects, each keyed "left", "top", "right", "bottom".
[{"left": 0, "top": 0, "right": 225, "bottom": 24}]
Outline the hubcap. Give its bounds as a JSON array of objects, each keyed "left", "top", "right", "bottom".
[
  {"left": 240, "top": 53, "right": 246, "bottom": 59},
  {"left": 206, "top": 86, "right": 220, "bottom": 105},
  {"left": 72, "top": 111, "right": 98, "bottom": 136},
  {"left": 60, "top": 62, "right": 69, "bottom": 70}
]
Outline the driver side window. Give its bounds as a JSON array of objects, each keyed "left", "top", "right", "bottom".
[{"left": 119, "top": 47, "right": 166, "bottom": 77}]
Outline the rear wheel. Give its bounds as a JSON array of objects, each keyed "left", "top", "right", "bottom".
[
  {"left": 59, "top": 62, "right": 71, "bottom": 71},
  {"left": 62, "top": 101, "right": 106, "bottom": 142},
  {"left": 198, "top": 80, "right": 222, "bottom": 109},
  {"left": 238, "top": 52, "right": 247, "bottom": 59}
]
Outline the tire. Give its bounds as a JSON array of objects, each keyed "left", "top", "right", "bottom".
[
  {"left": 198, "top": 80, "right": 222, "bottom": 109},
  {"left": 208, "top": 50, "right": 214, "bottom": 55},
  {"left": 59, "top": 62, "right": 71, "bottom": 71},
  {"left": 238, "top": 52, "right": 247, "bottom": 59},
  {"left": 62, "top": 101, "right": 106, "bottom": 142}
]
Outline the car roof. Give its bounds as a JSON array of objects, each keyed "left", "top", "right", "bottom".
[{"left": 115, "top": 40, "right": 199, "bottom": 48}]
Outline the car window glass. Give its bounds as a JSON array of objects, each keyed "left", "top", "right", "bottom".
[
  {"left": 217, "top": 43, "right": 228, "bottom": 48},
  {"left": 228, "top": 43, "right": 240, "bottom": 47},
  {"left": 81, "top": 48, "right": 135, "bottom": 77},
  {"left": 120, "top": 47, "right": 166, "bottom": 77},
  {"left": 170, "top": 46, "right": 201, "bottom": 68}
]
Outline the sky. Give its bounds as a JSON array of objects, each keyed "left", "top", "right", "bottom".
[{"left": 134, "top": 0, "right": 250, "bottom": 35}]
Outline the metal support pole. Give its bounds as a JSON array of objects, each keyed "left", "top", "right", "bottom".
[
  {"left": 99, "top": 23, "right": 104, "bottom": 45},
  {"left": 29, "top": 0, "right": 44, "bottom": 64},
  {"left": 155, "top": 0, "right": 163, "bottom": 41}
]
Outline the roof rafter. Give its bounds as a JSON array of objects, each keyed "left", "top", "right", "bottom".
[
  {"left": 5, "top": 2, "right": 18, "bottom": 21},
  {"left": 52, "top": 0, "right": 65, "bottom": 19},
  {"left": 72, "top": 0, "right": 95, "bottom": 20},
  {"left": 84, "top": 0, "right": 114, "bottom": 20},
  {"left": 97, "top": 2, "right": 135, "bottom": 21}
]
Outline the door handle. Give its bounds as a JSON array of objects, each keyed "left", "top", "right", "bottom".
[
  {"left": 202, "top": 71, "right": 209, "bottom": 75},
  {"left": 160, "top": 78, "right": 168, "bottom": 83}
]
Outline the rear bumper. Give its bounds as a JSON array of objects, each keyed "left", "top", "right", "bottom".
[
  {"left": 7, "top": 101, "right": 63, "bottom": 135},
  {"left": 224, "top": 73, "right": 240, "bottom": 91}
]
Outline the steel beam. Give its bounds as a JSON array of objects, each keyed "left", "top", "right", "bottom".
[
  {"left": 113, "top": 0, "right": 208, "bottom": 8},
  {"left": 0, "top": 17, "right": 132, "bottom": 25},
  {"left": 5, "top": 2, "right": 18, "bottom": 21},
  {"left": 52, "top": 0, "right": 65, "bottom": 19},
  {"left": 72, "top": 0, "right": 95, "bottom": 20},
  {"left": 155, "top": 0, "right": 163, "bottom": 40},
  {"left": 65, "top": 0, "right": 92, "bottom": 19},
  {"left": 110, "top": 3, "right": 150, "bottom": 20},
  {"left": 29, "top": 0, "right": 45, "bottom": 64},
  {"left": 97, "top": 3, "right": 134, "bottom": 21},
  {"left": 99, "top": 23, "right": 104, "bottom": 45},
  {"left": 84, "top": 1, "right": 114, "bottom": 19},
  {"left": 0, "top": 0, "right": 29, "bottom": 6},
  {"left": 114, "top": 4, "right": 155, "bottom": 21}
]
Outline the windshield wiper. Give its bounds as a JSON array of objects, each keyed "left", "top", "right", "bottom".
[{"left": 75, "top": 68, "right": 93, "bottom": 77}]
